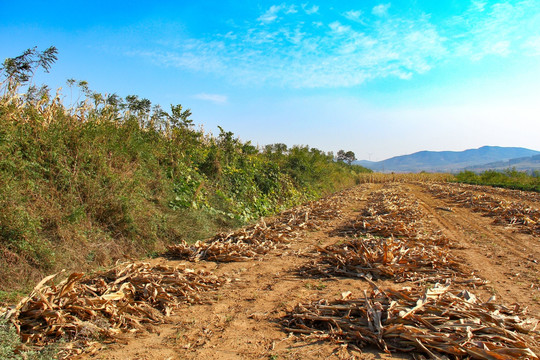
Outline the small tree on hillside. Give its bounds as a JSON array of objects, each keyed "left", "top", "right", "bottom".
[{"left": 337, "top": 150, "right": 356, "bottom": 165}]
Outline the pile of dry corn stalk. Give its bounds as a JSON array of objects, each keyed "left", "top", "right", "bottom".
[
  {"left": 425, "top": 183, "right": 540, "bottom": 235},
  {"left": 2, "top": 262, "right": 223, "bottom": 357},
  {"left": 309, "top": 236, "right": 484, "bottom": 285},
  {"left": 167, "top": 190, "right": 347, "bottom": 262},
  {"left": 283, "top": 285, "right": 540, "bottom": 359},
  {"left": 166, "top": 222, "right": 283, "bottom": 262},
  {"left": 333, "top": 186, "right": 423, "bottom": 239}
]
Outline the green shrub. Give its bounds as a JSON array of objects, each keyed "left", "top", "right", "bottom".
[
  {"left": 0, "top": 321, "right": 58, "bottom": 360},
  {"left": 454, "top": 169, "right": 540, "bottom": 192}
]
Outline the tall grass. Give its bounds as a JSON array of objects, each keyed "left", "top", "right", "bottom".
[{"left": 0, "top": 80, "right": 370, "bottom": 294}]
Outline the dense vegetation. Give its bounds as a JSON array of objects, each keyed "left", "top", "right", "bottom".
[
  {"left": 0, "top": 48, "right": 370, "bottom": 294},
  {"left": 454, "top": 169, "right": 540, "bottom": 192}
]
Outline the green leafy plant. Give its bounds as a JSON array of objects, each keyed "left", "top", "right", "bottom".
[{"left": 0, "top": 321, "right": 58, "bottom": 360}]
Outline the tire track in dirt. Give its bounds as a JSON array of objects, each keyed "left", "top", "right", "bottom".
[{"left": 409, "top": 183, "right": 540, "bottom": 314}]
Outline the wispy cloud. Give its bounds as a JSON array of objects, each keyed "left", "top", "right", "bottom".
[
  {"left": 258, "top": 5, "right": 284, "bottom": 23},
  {"left": 522, "top": 36, "right": 540, "bottom": 56},
  {"left": 258, "top": 4, "right": 298, "bottom": 23},
  {"left": 343, "top": 10, "right": 363, "bottom": 22},
  {"left": 302, "top": 4, "right": 319, "bottom": 15},
  {"left": 193, "top": 93, "right": 228, "bottom": 104},
  {"left": 129, "top": 1, "right": 540, "bottom": 89},
  {"left": 372, "top": 3, "right": 391, "bottom": 16},
  {"left": 285, "top": 5, "right": 298, "bottom": 14},
  {"left": 445, "top": 1, "right": 537, "bottom": 61}
]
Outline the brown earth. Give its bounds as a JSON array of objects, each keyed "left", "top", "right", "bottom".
[{"left": 80, "top": 182, "right": 540, "bottom": 360}]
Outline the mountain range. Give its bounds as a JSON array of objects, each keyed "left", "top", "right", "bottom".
[{"left": 355, "top": 146, "right": 540, "bottom": 173}]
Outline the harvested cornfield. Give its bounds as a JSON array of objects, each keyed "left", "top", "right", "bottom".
[
  {"left": 311, "top": 185, "right": 486, "bottom": 285},
  {"left": 441, "top": 182, "right": 540, "bottom": 204},
  {"left": 425, "top": 183, "right": 540, "bottom": 235},
  {"left": 290, "top": 182, "right": 538, "bottom": 359},
  {"left": 283, "top": 285, "right": 540, "bottom": 359},
  {"left": 2, "top": 182, "right": 539, "bottom": 360},
  {"left": 332, "top": 186, "right": 425, "bottom": 239}
]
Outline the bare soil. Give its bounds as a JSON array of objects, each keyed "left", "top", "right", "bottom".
[{"left": 81, "top": 182, "right": 540, "bottom": 360}]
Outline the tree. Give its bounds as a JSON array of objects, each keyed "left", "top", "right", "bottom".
[
  {"left": 170, "top": 104, "right": 193, "bottom": 128},
  {"left": 337, "top": 150, "right": 356, "bottom": 165},
  {"left": 1, "top": 46, "right": 58, "bottom": 89}
]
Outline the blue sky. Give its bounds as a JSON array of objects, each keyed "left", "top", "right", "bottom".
[{"left": 1, "top": 0, "right": 539, "bottom": 160}]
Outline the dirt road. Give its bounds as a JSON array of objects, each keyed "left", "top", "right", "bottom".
[{"left": 78, "top": 182, "right": 539, "bottom": 359}]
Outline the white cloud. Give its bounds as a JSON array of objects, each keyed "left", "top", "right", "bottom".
[
  {"left": 471, "top": 0, "right": 487, "bottom": 12},
  {"left": 329, "top": 21, "right": 351, "bottom": 34},
  {"left": 372, "top": 3, "right": 391, "bottom": 16},
  {"left": 285, "top": 5, "right": 298, "bottom": 14},
  {"left": 343, "top": 10, "right": 363, "bottom": 22},
  {"left": 258, "top": 4, "right": 298, "bottom": 23},
  {"left": 445, "top": 1, "right": 538, "bottom": 61},
  {"left": 302, "top": 4, "right": 319, "bottom": 15},
  {"left": 193, "top": 93, "right": 228, "bottom": 104},
  {"left": 522, "top": 36, "right": 540, "bottom": 56},
  {"left": 258, "top": 5, "right": 284, "bottom": 23}
]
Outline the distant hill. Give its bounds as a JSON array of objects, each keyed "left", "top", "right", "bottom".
[
  {"left": 465, "top": 154, "right": 540, "bottom": 173},
  {"left": 355, "top": 146, "right": 540, "bottom": 173}
]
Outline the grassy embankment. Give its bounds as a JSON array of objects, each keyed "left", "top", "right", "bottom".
[
  {"left": 454, "top": 169, "right": 540, "bottom": 192},
  {"left": 0, "top": 80, "right": 371, "bottom": 296}
]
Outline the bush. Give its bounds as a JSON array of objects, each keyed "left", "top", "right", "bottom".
[{"left": 454, "top": 169, "right": 540, "bottom": 192}]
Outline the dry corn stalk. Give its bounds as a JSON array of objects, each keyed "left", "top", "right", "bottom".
[
  {"left": 425, "top": 183, "right": 540, "bottom": 235},
  {"left": 284, "top": 285, "right": 540, "bottom": 359},
  {"left": 308, "top": 236, "right": 484, "bottom": 285},
  {"left": 2, "top": 262, "right": 223, "bottom": 354},
  {"left": 333, "top": 186, "right": 423, "bottom": 239}
]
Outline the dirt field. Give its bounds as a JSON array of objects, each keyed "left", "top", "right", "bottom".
[
  {"left": 8, "top": 182, "right": 539, "bottom": 359},
  {"left": 67, "top": 182, "right": 537, "bottom": 360}
]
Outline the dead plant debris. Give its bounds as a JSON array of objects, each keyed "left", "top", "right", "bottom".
[
  {"left": 425, "top": 183, "right": 540, "bottom": 235},
  {"left": 284, "top": 284, "right": 540, "bottom": 359},
  {"left": 2, "top": 262, "right": 224, "bottom": 358},
  {"left": 307, "top": 236, "right": 485, "bottom": 285},
  {"left": 332, "top": 186, "right": 425, "bottom": 239},
  {"left": 315, "top": 186, "right": 485, "bottom": 285}
]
